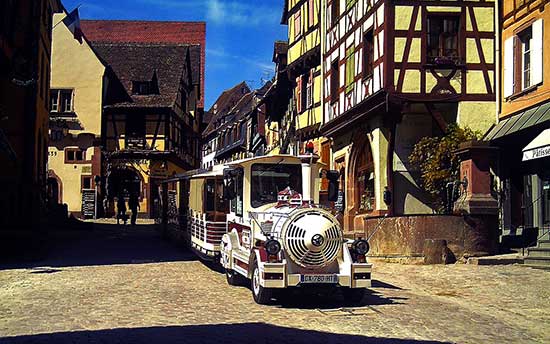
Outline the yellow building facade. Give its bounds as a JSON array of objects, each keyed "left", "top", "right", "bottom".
[
  {"left": 282, "top": 0, "right": 331, "bottom": 196},
  {"left": 48, "top": 12, "right": 106, "bottom": 216}
]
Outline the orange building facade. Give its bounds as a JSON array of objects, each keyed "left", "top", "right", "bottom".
[{"left": 485, "top": 0, "right": 550, "bottom": 241}]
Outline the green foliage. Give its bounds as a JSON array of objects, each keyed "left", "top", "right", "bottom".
[{"left": 409, "top": 124, "right": 482, "bottom": 213}]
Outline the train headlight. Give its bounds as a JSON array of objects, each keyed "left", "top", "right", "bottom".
[
  {"left": 352, "top": 239, "right": 370, "bottom": 255},
  {"left": 265, "top": 239, "right": 281, "bottom": 255}
]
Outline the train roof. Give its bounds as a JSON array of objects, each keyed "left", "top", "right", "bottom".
[{"left": 225, "top": 154, "right": 326, "bottom": 168}]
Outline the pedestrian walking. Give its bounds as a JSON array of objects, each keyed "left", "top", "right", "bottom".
[
  {"left": 117, "top": 194, "right": 127, "bottom": 225},
  {"left": 129, "top": 193, "right": 140, "bottom": 226}
]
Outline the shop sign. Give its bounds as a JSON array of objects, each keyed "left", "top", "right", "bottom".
[{"left": 522, "top": 145, "right": 550, "bottom": 161}]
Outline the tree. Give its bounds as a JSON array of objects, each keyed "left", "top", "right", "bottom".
[{"left": 409, "top": 124, "right": 481, "bottom": 213}]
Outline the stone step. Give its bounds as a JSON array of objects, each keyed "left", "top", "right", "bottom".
[
  {"left": 538, "top": 240, "right": 550, "bottom": 249},
  {"left": 527, "top": 247, "right": 550, "bottom": 257},
  {"left": 523, "top": 264, "right": 550, "bottom": 271},
  {"left": 524, "top": 256, "right": 550, "bottom": 266}
]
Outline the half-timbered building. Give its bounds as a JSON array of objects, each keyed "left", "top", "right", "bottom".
[
  {"left": 485, "top": 0, "right": 550, "bottom": 262},
  {"left": 94, "top": 42, "right": 202, "bottom": 218},
  {"left": 321, "top": 0, "right": 496, "bottom": 231},
  {"left": 202, "top": 82, "right": 251, "bottom": 169},
  {"left": 282, "top": 0, "right": 332, "bottom": 201},
  {"left": 263, "top": 41, "right": 293, "bottom": 155},
  {"left": 204, "top": 83, "right": 271, "bottom": 166}
]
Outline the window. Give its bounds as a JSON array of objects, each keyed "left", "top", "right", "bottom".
[
  {"left": 330, "top": 60, "right": 339, "bottom": 103},
  {"left": 427, "top": 15, "right": 460, "bottom": 62},
  {"left": 227, "top": 168, "right": 244, "bottom": 216},
  {"left": 345, "top": 46, "right": 355, "bottom": 93},
  {"left": 65, "top": 148, "right": 85, "bottom": 163},
  {"left": 132, "top": 81, "right": 152, "bottom": 95},
  {"left": 308, "top": 0, "right": 315, "bottom": 27},
  {"left": 50, "top": 89, "right": 74, "bottom": 113},
  {"left": 331, "top": 0, "right": 339, "bottom": 26},
  {"left": 294, "top": 11, "right": 302, "bottom": 39},
  {"left": 363, "top": 29, "right": 374, "bottom": 78},
  {"left": 204, "top": 179, "right": 227, "bottom": 216},
  {"left": 504, "top": 19, "right": 543, "bottom": 98},
  {"left": 82, "top": 176, "right": 93, "bottom": 190},
  {"left": 50, "top": 91, "right": 58, "bottom": 112},
  {"left": 250, "top": 163, "right": 302, "bottom": 208},
  {"left": 519, "top": 28, "right": 533, "bottom": 89}
]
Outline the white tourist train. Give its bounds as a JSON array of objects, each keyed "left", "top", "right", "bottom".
[{"left": 159, "top": 153, "right": 372, "bottom": 304}]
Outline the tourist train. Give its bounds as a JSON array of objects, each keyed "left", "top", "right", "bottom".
[{"left": 158, "top": 153, "right": 372, "bottom": 304}]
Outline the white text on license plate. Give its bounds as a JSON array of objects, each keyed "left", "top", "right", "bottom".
[{"left": 300, "top": 275, "right": 338, "bottom": 284}]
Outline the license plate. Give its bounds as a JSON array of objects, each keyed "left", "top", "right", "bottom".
[{"left": 300, "top": 274, "right": 338, "bottom": 284}]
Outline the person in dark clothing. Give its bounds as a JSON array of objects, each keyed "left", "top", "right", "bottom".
[
  {"left": 117, "top": 195, "right": 127, "bottom": 225},
  {"left": 129, "top": 193, "right": 140, "bottom": 226}
]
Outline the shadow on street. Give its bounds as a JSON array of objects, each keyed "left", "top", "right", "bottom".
[
  {"left": 0, "top": 323, "right": 452, "bottom": 344},
  {"left": 0, "top": 221, "right": 196, "bottom": 270}
]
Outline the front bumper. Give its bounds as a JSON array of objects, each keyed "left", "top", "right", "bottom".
[{"left": 260, "top": 262, "right": 372, "bottom": 289}]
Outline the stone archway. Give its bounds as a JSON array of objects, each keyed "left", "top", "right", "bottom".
[
  {"left": 107, "top": 166, "right": 142, "bottom": 199},
  {"left": 47, "top": 170, "right": 63, "bottom": 204}
]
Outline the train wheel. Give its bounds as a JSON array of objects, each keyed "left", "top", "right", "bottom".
[
  {"left": 251, "top": 262, "right": 272, "bottom": 305},
  {"left": 342, "top": 288, "right": 366, "bottom": 304},
  {"left": 225, "top": 269, "right": 244, "bottom": 286}
]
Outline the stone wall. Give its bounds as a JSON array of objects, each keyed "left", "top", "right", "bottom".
[{"left": 353, "top": 215, "right": 499, "bottom": 262}]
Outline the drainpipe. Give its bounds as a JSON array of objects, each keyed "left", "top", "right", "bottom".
[{"left": 495, "top": 0, "right": 501, "bottom": 121}]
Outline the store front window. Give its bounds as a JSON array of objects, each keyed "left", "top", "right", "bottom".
[{"left": 356, "top": 144, "right": 375, "bottom": 214}]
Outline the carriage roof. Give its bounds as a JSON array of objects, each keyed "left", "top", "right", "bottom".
[{"left": 225, "top": 154, "right": 324, "bottom": 167}]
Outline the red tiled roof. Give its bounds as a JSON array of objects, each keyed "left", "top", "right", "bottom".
[{"left": 81, "top": 20, "right": 206, "bottom": 108}]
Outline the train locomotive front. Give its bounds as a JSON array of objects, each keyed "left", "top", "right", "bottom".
[{"left": 220, "top": 154, "right": 372, "bottom": 304}]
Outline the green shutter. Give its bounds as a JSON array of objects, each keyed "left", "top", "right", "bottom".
[
  {"left": 345, "top": 46, "right": 355, "bottom": 93},
  {"left": 346, "top": 0, "right": 358, "bottom": 10}
]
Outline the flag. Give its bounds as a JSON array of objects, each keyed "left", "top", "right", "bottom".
[{"left": 62, "top": 8, "right": 83, "bottom": 44}]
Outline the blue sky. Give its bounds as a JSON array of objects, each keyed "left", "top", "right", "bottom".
[{"left": 62, "top": 0, "right": 288, "bottom": 110}]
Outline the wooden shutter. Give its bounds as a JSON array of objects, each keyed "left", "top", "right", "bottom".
[
  {"left": 503, "top": 36, "right": 515, "bottom": 98},
  {"left": 296, "top": 75, "right": 302, "bottom": 113},
  {"left": 531, "top": 19, "right": 544, "bottom": 86}
]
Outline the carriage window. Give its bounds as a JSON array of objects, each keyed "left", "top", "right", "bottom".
[
  {"left": 227, "top": 168, "right": 244, "bottom": 217},
  {"left": 205, "top": 179, "right": 227, "bottom": 213},
  {"left": 251, "top": 163, "right": 302, "bottom": 208}
]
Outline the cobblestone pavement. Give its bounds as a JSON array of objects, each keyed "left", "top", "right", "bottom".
[{"left": 0, "top": 221, "right": 549, "bottom": 344}]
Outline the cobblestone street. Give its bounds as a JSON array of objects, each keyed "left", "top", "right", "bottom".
[{"left": 0, "top": 222, "right": 549, "bottom": 344}]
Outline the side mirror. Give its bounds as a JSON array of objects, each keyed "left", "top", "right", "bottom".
[{"left": 325, "top": 170, "right": 340, "bottom": 202}]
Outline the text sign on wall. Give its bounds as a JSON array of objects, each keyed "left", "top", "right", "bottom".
[
  {"left": 81, "top": 189, "right": 95, "bottom": 219},
  {"left": 523, "top": 145, "right": 550, "bottom": 161}
]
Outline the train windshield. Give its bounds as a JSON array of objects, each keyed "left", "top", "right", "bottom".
[{"left": 251, "top": 163, "right": 302, "bottom": 208}]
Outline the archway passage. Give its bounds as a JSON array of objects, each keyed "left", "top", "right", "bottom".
[{"left": 107, "top": 167, "right": 142, "bottom": 199}]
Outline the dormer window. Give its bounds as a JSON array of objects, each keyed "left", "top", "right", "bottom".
[{"left": 132, "top": 81, "right": 152, "bottom": 95}]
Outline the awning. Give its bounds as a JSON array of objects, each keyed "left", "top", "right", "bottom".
[
  {"left": 485, "top": 101, "right": 550, "bottom": 141},
  {"left": 522, "top": 129, "right": 550, "bottom": 161}
]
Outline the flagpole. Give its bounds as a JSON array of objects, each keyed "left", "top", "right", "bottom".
[{"left": 52, "top": 4, "right": 83, "bottom": 30}]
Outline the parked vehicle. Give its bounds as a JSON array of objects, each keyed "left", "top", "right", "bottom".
[{"left": 158, "top": 154, "right": 372, "bottom": 304}]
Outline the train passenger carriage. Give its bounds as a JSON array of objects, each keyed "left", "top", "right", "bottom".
[{"left": 159, "top": 166, "right": 228, "bottom": 260}]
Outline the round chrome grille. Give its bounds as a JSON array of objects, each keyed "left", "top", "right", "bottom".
[{"left": 282, "top": 209, "right": 342, "bottom": 268}]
